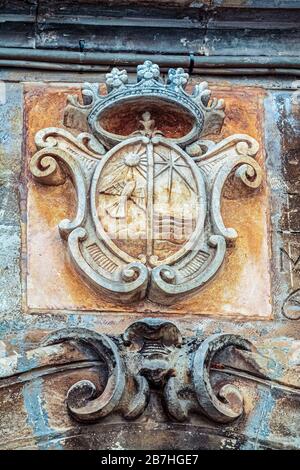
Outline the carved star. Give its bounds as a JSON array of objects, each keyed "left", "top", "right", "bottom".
[{"left": 155, "top": 149, "right": 195, "bottom": 199}]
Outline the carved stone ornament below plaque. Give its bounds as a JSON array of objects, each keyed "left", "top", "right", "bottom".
[
  {"left": 39, "top": 319, "right": 285, "bottom": 425},
  {"left": 30, "top": 61, "right": 263, "bottom": 305}
]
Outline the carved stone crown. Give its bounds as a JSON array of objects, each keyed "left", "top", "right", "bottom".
[
  {"left": 30, "top": 60, "right": 263, "bottom": 306},
  {"left": 66, "top": 60, "right": 225, "bottom": 148}
]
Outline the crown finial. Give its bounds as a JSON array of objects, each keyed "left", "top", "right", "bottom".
[
  {"left": 105, "top": 67, "right": 128, "bottom": 92},
  {"left": 137, "top": 60, "right": 160, "bottom": 81}
]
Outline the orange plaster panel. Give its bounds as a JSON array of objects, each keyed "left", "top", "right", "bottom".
[{"left": 24, "top": 83, "right": 272, "bottom": 319}]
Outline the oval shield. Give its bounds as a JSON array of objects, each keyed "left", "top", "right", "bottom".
[{"left": 91, "top": 136, "right": 206, "bottom": 268}]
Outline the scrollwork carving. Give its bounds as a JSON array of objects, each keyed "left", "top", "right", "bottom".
[
  {"left": 193, "top": 334, "right": 256, "bottom": 423},
  {"left": 68, "top": 228, "right": 149, "bottom": 302},
  {"left": 30, "top": 147, "right": 88, "bottom": 240},
  {"left": 41, "top": 328, "right": 125, "bottom": 422},
  {"left": 195, "top": 135, "right": 262, "bottom": 243},
  {"left": 40, "top": 320, "right": 281, "bottom": 425},
  {"left": 210, "top": 156, "right": 262, "bottom": 242},
  {"left": 149, "top": 235, "right": 226, "bottom": 304}
]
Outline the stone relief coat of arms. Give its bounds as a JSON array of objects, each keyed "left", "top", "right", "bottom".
[{"left": 30, "top": 61, "right": 263, "bottom": 305}]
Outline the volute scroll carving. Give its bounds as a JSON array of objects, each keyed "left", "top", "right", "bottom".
[
  {"left": 40, "top": 319, "right": 280, "bottom": 425},
  {"left": 30, "top": 61, "right": 263, "bottom": 305}
]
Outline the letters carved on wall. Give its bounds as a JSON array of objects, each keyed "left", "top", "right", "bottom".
[{"left": 30, "top": 62, "right": 263, "bottom": 306}]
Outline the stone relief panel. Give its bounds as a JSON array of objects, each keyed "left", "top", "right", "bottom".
[{"left": 25, "top": 64, "right": 271, "bottom": 318}]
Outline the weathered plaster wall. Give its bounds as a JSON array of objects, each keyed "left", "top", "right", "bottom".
[
  {"left": 0, "top": 0, "right": 299, "bottom": 451},
  {"left": 0, "top": 70, "right": 299, "bottom": 449}
]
